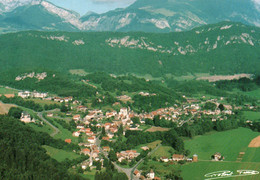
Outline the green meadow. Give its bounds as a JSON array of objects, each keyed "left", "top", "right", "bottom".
[
  {"left": 43, "top": 145, "right": 80, "bottom": 162},
  {"left": 182, "top": 161, "right": 260, "bottom": 180},
  {"left": 185, "top": 128, "right": 259, "bottom": 161},
  {"left": 182, "top": 128, "right": 260, "bottom": 180},
  {"left": 243, "top": 111, "right": 260, "bottom": 121},
  {"left": 0, "top": 86, "right": 18, "bottom": 94}
]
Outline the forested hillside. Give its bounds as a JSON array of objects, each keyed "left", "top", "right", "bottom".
[
  {"left": 0, "top": 22, "right": 259, "bottom": 77},
  {"left": 0, "top": 115, "right": 84, "bottom": 179}
]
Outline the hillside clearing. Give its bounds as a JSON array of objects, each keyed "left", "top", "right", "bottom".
[
  {"left": 146, "top": 126, "right": 170, "bottom": 132},
  {"left": 197, "top": 73, "right": 252, "bottom": 82},
  {"left": 248, "top": 136, "right": 260, "bottom": 148},
  {"left": 43, "top": 145, "right": 80, "bottom": 162},
  {"left": 0, "top": 102, "right": 16, "bottom": 114}
]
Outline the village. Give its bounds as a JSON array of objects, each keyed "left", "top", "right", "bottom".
[{"left": 15, "top": 87, "right": 254, "bottom": 180}]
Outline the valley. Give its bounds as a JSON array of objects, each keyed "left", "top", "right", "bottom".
[{"left": 0, "top": 0, "right": 259, "bottom": 180}]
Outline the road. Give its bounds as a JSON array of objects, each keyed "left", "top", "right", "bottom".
[
  {"left": 37, "top": 112, "right": 60, "bottom": 137},
  {"left": 96, "top": 135, "right": 161, "bottom": 180}
]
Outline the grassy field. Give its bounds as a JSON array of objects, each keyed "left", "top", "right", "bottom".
[
  {"left": 134, "top": 140, "right": 162, "bottom": 153},
  {"left": 182, "top": 128, "right": 260, "bottom": 180},
  {"left": 151, "top": 145, "right": 174, "bottom": 158},
  {"left": 243, "top": 111, "right": 260, "bottom": 121},
  {"left": 25, "top": 98, "right": 59, "bottom": 106},
  {"left": 185, "top": 128, "right": 259, "bottom": 161},
  {"left": 80, "top": 170, "right": 97, "bottom": 180},
  {"left": 244, "top": 89, "right": 260, "bottom": 100},
  {"left": 182, "top": 161, "right": 260, "bottom": 180},
  {"left": 69, "top": 69, "right": 89, "bottom": 76},
  {"left": 0, "top": 86, "right": 18, "bottom": 95},
  {"left": 28, "top": 123, "right": 54, "bottom": 135},
  {"left": 43, "top": 145, "right": 80, "bottom": 162},
  {"left": 53, "top": 123, "right": 78, "bottom": 143},
  {"left": 146, "top": 126, "right": 170, "bottom": 132},
  {"left": 0, "top": 102, "right": 16, "bottom": 114}
]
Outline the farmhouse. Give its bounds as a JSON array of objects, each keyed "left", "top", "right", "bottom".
[
  {"left": 65, "top": 139, "right": 72, "bottom": 144},
  {"left": 160, "top": 156, "right": 169, "bottom": 162},
  {"left": 147, "top": 169, "right": 155, "bottom": 179},
  {"left": 172, "top": 154, "right": 185, "bottom": 161},
  {"left": 81, "top": 148, "right": 91, "bottom": 156},
  {"left": 73, "top": 114, "right": 81, "bottom": 121},
  {"left": 134, "top": 170, "right": 141, "bottom": 178},
  {"left": 103, "top": 146, "right": 110, "bottom": 152},
  {"left": 20, "top": 112, "right": 35, "bottom": 123},
  {"left": 87, "top": 136, "right": 96, "bottom": 144},
  {"left": 72, "top": 131, "right": 80, "bottom": 137}
]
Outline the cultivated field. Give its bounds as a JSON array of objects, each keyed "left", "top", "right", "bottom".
[
  {"left": 248, "top": 136, "right": 260, "bottom": 148},
  {"left": 146, "top": 126, "right": 170, "bottom": 132},
  {"left": 0, "top": 102, "right": 16, "bottom": 114},
  {"left": 197, "top": 73, "right": 252, "bottom": 82}
]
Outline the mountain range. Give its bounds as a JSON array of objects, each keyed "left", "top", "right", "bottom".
[
  {"left": 0, "top": 0, "right": 260, "bottom": 33},
  {"left": 0, "top": 22, "right": 259, "bottom": 76}
]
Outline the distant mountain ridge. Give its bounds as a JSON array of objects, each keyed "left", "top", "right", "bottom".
[
  {"left": 0, "top": 0, "right": 260, "bottom": 33},
  {"left": 0, "top": 22, "right": 259, "bottom": 76}
]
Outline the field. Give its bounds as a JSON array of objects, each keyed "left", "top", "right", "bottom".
[
  {"left": 182, "top": 161, "right": 260, "bottom": 180},
  {"left": 244, "top": 89, "right": 260, "bottom": 100},
  {"left": 0, "top": 102, "right": 16, "bottom": 114},
  {"left": 69, "top": 69, "right": 89, "bottom": 76},
  {"left": 182, "top": 128, "right": 260, "bottom": 180},
  {"left": 196, "top": 73, "right": 252, "bottom": 82},
  {"left": 146, "top": 126, "right": 170, "bottom": 132},
  {"left": 151, "top": 145, "right": 174, "bottom": 158},
  {"left": 134, "top": 140, "right": 161, "bottom": 152},
  {"left": 53, "top": 122, "right": 78, "bottom": 143},
  {"left": 43, "top": 145, "right": 80, "bottom": 162},
  {"left": 0, "top": 86, "right": 18, "bottom": 95},
  {"left": 185, "top": 128, "right": 259, "bottom": 161},
  {"left": 28, "top": 123, "right": 54, "bottom": 135},
  {"left": 244, "top": 111, "right": 260, "bottom": 121},
  {"left": 25, "top": 98, "right": 59, "bottom": 106}
]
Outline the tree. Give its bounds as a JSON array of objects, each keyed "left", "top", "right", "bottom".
[
  {"left": 60, "top": 103, "right": 68, "bottom": 112},
  {"left": 218, "top": 104, "right": 225, "bottom": 111},
  {"left": 8, "top": 107, "right": 23, "bottom": 119},
  {"left": 117, "top": 124, "right": 123, "bottom": 136},
  {"left": 108, "top": 150, "right": 117, "bottom": 162}
]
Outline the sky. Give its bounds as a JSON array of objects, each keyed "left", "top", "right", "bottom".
[{"left": 48, "top": 0, "right": 137, "bottom": 16}]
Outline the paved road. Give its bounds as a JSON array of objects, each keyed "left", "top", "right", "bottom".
[
  {"left": 37, "top": 112, "right": 60, "bottom": 137},
  {"left": 96, "top": 135, "right": 161, "bottom": 180}
]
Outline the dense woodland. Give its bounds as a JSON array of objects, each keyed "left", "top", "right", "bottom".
[{"left": 0, "top": 114, "right": 85, "bottom": 180}]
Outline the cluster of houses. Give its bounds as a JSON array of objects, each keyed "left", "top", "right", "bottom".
[
  {"left": 160, "top": 154, "right": 198, "bottom": 163},
  {"left": 116, "top": 150, "right": 140, "bottom": 162},
  {"left": 18, "top": 91, "right": 48, "bottom": 99},
  {"left": 134, "top": 169, "right": 160, "bottom": 180}
]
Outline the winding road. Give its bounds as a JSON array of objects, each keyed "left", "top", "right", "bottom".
[{"left": 37, "top": 112, "right": 60, "bottom": 137}]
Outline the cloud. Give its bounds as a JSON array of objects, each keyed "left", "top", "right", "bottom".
[{"left": 253, "top": 0, "right": 260, "bottom": 4}]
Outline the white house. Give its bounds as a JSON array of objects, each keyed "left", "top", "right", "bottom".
[
  {"left": 20, "top": 112, "right": 34, "bottom": 123},
  {"left": 147, "top": 169, "right": 155, "bottom": 179}
]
